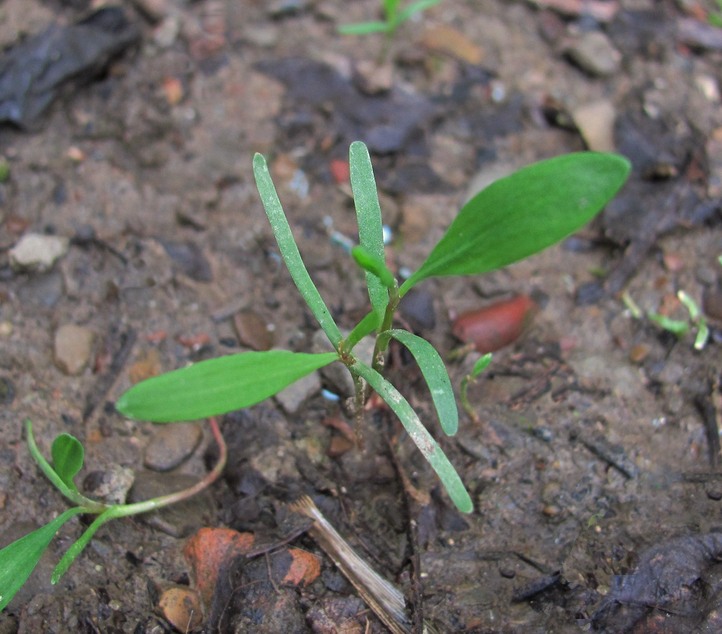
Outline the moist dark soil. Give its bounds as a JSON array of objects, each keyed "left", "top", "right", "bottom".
[{"left": 1, "top": 0, "right": 721, "bottom": 632}]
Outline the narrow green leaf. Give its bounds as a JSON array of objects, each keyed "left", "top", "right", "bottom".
[
  {"left": 350, "top": 141, "right": 389, "bottom": 319},
  {"left": 397, "top": 0, "right": 442, "bottom": 24},
  {"left": 470, "top": 353, "right": 493, "bottom": 379},
  {"left": 648, "top": 313, "right": 689, "bottom": 336},
  {"left": 386, "top": 329, "right": 458, "bottom": 436},
  {"left": 351, "top": 361, "right": 473, "bottom": 512},
  {"left": 52, "top": 510, "right": 116, "bottom": 584},
  {"left": 338, "top": 21, "right": 390, "bottom": 35},
  {"left": 400, "top": 153, "right": 631, "bottom": 295},
  {"left": 384, "top": 0, "right": 401, "bottom": 21},
  {"left": 351, "top": 246, "right": 395, "bottom": 289},
  {"left": 51, "top": 434, "right": 84, "bottom": 491},
  {"left": 253, "top": 153, "right": 342, "bottom": 347},
  {"left": 116, "top": 351, "right": 338, "bottom": 423},
  {"left": 0, "top": 508, "right": 84, "bottom": 610}
]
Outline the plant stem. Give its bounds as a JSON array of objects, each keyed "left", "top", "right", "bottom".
[{"left": 371, "top": 285, "right": 400, "bottom": 374}]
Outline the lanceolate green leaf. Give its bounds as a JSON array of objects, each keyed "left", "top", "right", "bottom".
[
  {"left": 0, "top": 508, "right": 84, "bottom": 611},
  {"left": 338, "top": 21, "right": 390, "bottom": 35},
  {"left": 386, "top": 329, "right": 458, "bottom": 436},
  {"left": 51, "top": 433, "right": 84, "bottom": 491},
  {"left": 350, "top": 141, "right": 389, "bottom": 319},
  {"left": 253, "top": 153, "right": 342, "bottom": 347},
  {"left": 116, "top": 351, "right": 338, "bottom": 423},
  {"left": 351, "top": 361, "right": 472, "bottom": 513},
  {"left": 400, "top": 152, "right": 631, "bottom": 295}
]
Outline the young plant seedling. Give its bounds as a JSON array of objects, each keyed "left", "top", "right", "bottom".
[
  {"left": 0, "top": 419, "right": 226, "bottom": 611},
  {"left": 648, "top": 290, "right": 710, "bottom": 350},
  {"left": 2, "top": 141, "right": 630, "bottom": 611},
  {"left": 710, "top": 0, "right": 722, "bottom": 27},
  {"left": 116, "top": 140, "right": 628, "bottom": 512},
  {"left": 460, "top": 353, "right": 493, "bottom": 424},
  {"left": 338, "top": 0, "right": 442, "bottom": 38}
]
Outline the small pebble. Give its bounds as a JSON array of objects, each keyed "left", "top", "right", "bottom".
[
  {"left": 572, "top": 100, "right": 616, "bottom": 152},
  {"left": 564, "top": 31, "right": 621, "bottom": 77},
  {"left": 353, "top": 60, "right": 394, "bottom": 95},
  {"left": 144, "top": 423, "right": 203, "bottom": 471},
  {"left": 629, "top": 343, "right": 651, "bottom": 364},
  {"left": 9, "top": 233, "right": 69, "bottom": 272},
  {"left": 54, "top": 324, "right": 95, "bottom": 375},
  {"left": 158, "top": 587, "right": 204, "bottom": 631},
  {"left": 268, "top": 0, "right": 306, "bottom": 17},
  {"left": 275, "top": 371, "right": 321, "bottom": 414},
  {"left": 399, "top": 288, "right": 436, "bottom": 331},
  {"left": 83, "top": 466, "right": 135, "bottom": 505}
]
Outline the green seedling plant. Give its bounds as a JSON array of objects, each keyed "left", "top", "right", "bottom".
[
  {"left": 338, "top": 0, "right": 442, "bottom": 38},
  {"left": 460, "top": 353, "right": 493, "bottom": 423},
  {"left": 648, "top": 290, "right": 710, "bottom": 351},
  {"left": 0, "top": 419, "right": 226, "bottom": 611},
  {"left": 114, "top": 141, "right": 629, "bottom": 510},
  {"left": 1, "top": 141, "right": 630, "bottom": 611},
  {"left": 710, "top": 0, "right": 722, "bottom": 28}
]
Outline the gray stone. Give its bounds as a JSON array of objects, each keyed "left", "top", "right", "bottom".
[
  {"left": 9, "top": 233, "right": 69, "bottom": 272},
  {"left": 275, "top": 370, "right": 321, "bottom": 414},
  {"left": 82, "top": 465, "right": 135, "bottom": 505},
  {"left": 144, "top": 423, "right": 204, "bottom": 471},
  {"left": 53, "top": 324, "right": 94, "bottom": 375},
  {"left": 565, "top": 31, "right": 621, "bottom": 77}
]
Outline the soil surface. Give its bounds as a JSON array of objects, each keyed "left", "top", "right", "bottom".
[{"left": 1, "top": 0, "right": 721, "bottom": 632}]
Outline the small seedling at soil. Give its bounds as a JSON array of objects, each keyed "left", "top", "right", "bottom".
[
  {"left": 0, "top": 419, "right": 226, "bottom": 611},
  {"left": 115, "top": 140, "right": 628, "bottom": 513},
  {"left": 460, "top": 353, "right": 493, "bottom": 423},
  {"left": 710, "top": 0, "right": 722, "bottom": 27},
  {"left": 338, "top": 0, "right": 442, "bottom": 38},
  {"left": 2, "top": 141, "right": 629, "bottom": 612},
  {"left": 649, "top": 290, "right": 710, "bottom": 350}
]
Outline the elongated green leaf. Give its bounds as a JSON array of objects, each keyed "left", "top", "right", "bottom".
[
  {"left": 386, "top": 329, "right": 458, "bottom": 436},
  {"left": 338, "top": 21, "right": 390, "bottom": 35},
  {"left": 51, "top": 434, "right": 84, "bottom": 491},
  {"left": 397, "top": 0, "right": 442, "bottom": 24},
  {"left": 384, "top": 0, "right": 401, "bottom": 21},
  {"left": 350, "top": 141, "right": 389, "bottom": 319},
  {"left": 253, "top": 153, "right": 342, "bottom": 347},
  {"left": 351, "top": 361, "right": 472, "bottom": 512},
  {"left": 400, "top": 153, "right": 630, "bottom": 295},
  {"left": 0, "top": 508, "right": 84, "bottom": 610},
  {"left": 116, "top": 351, "right": 338, "bottom": 423},
  {"left": 52, "top": 510, "right": 116, "bottom": 584}
]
